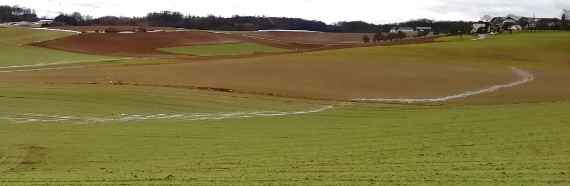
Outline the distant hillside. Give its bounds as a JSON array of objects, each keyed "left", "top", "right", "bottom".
[{"left": 0, "top": 4, "right": 491, "bottom": 34}]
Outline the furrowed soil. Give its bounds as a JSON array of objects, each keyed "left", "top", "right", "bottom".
[
  {"left": 0, "top": 55, "right": 517, "bottom": 102},
  {"left": 33, "top": 31, "right": 242, "bottom": 57}
]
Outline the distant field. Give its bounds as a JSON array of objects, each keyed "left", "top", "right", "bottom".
[
  {"left": 33, "top": 31, "right": 241, "bottom": 57},
  {"left": 4, "top": 32, "right": 569, "bottom": 103},
  {"left": 159, "top": 43, "right": 289, "bottom": 56},
  {"left": 0, "top": 28, "right": 110, "bottom": 67}
]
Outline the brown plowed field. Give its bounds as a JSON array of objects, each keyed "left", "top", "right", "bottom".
[
  {"left": 0, "top": 54, "right": 517, "bottom": 102},
  {"left": 242, "top": 31, "right": 370, "bottom": 44},
  {"left": 33, "top": 31, "right": 241, "bottom": 57}
]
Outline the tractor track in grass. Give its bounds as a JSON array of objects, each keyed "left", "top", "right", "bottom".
[
  {"left": 352, "top": 67, "right": 535, "bottom": 103},
  {"left": 0, "top": 105, "right": 334, "bottom": 124},
  {"left": 0, "top": 66, "right": 85, "bottom": 73},
  {"left": 0, "top": 58, "right": 131, "bottom": 73}
]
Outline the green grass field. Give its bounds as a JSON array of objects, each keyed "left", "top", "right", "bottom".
[
  {"left": 0, "top": 28, "right": 111, "bottom": 67},
  {"left": 1, "top": 101, "right": 568, "bottom": 185},
  {"left": 1, "top": 30, "right": 570, "bottom": 185},
  {"left": 0, "top": 84, "right": 325, "bottom": 119},
  {"left": 159, "top": 42, "right": 289, "bottom": 56}
]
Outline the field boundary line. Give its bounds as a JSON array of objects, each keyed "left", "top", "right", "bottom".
[{"left": 352, "top": 67, "right": 535, "bottom": 103}]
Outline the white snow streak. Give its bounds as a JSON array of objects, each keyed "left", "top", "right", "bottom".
[
  {"left": 352, "top": 67, "right": 534, "bottom": 103},
  {"left": 0, "top": 105, "right": 334, "bottom": 124},
  {"left": 31, "top": 28, "right": 82, "bottom": 34}
]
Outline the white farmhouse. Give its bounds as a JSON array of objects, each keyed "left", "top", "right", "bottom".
[{"left": 390, "top": 27, "right": 415, "bottom": 33}]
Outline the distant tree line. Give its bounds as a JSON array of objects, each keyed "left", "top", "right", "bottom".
[
  {"left": 4, "top": 5, "right": 568, "bottom": 33},
  {"left": 48, "top": 10, "right": 479, "bottom": 34},
  {"left": 0, "top": 5, "right": 38, "bottom": 23}
]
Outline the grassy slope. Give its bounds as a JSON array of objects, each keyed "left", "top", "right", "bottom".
[
  {"left": 0, "top": 32, "right": 569, "bottom": 185},
  {"left": 159, "top": 42, "right": 289, "bottom": 56},
  {"left": 0, "top": 84, "right": 323, "bottom": 118},
  {"left": 307, "top": 32, "right": 570, "bottom": 67},
  {"left": 0, "top": 28, "right": 110, "bottom": 67},
  {"left": 0, "top": 102, "right": 569, "bottom": 185},
  {"left": 86, "top": 32, "right": 568, "bottom": 102}
]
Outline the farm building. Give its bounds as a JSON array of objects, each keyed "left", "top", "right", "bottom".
[
  {"left": 416, "top": 27, "right": 432, "bottom": 32},
  {"left": 473, "top": 15, "right": 564, "bottom": 33},
  {"left": 471, "top": 21, "right": 490, "bottom": 33},
  {"left": 489, "top": 16, "right": 521, "bottom": 32},
  {"left": 472, "top": 16, "right": 530, "bottom": 33},
  {"left": 390, "top": 27, "right": 415, "bottom": 33},
  {"left": 535, "top": 18, "right": 560, "bottom": 27}
]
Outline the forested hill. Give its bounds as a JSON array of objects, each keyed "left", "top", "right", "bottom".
[
  {"left": 0, "top": 5, "right": 39, "bottom": 22},
  {"left": 54, "top": 11, "right": 474, "bottom": 34}
]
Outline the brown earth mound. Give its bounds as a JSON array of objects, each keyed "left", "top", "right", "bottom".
[{"left": 33, "top": 31, "right": 241, "bottom": 57}]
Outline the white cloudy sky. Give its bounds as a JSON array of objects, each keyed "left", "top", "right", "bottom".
[{"left": 2, "top": 0, "right": 569, "bottom": 23}]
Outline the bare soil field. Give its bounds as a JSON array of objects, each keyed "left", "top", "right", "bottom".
[
  {"left": 31, "top": 29, "right": 438, "bottom": 57},
  {"left": 0, "top": 57, "right": 517, "bottom": 102},
  {"left": 33, "top": 31, "right": 241, "bottom": 57}
]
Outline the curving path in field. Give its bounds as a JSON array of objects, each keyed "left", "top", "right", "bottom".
[
  {"left": 0, "top": 105, "right": 334, "bottom": 124},
  {"left": 352, "top": 67, "right": 535, "bottom": 103},
  {"left": 0, "top": 58, "right": 131, "bottom": 73}
]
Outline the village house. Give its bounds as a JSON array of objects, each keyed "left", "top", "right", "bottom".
[
  {"left": 489, "top": 16, "right": 521, "bottom": 32},
  {"left": 471, "top": 21, "right": 490, "bottom": 33},
  {"left": 473, "top": 14, "right": 564, "bottom": 34},
  {"left": 390, "top": 27, "right": 415, "bottom": 33}
]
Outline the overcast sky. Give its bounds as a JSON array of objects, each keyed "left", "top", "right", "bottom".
[{"left": 2, "top": 0, "right": 569, "bottom": 23}]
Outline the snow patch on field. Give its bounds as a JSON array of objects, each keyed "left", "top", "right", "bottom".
[
  {"left": 31, "top": 28, "right": 82, "bottom": 34},
  {"left": 0, "top": 66, "right": 83, "bottom": 73},
  {"left": 0, "top": 105, "right": 334, "bottom": 124},
  {"left": 353, "top": 67, "right": 535, "bottom": 103},
  {"left": 0, "top": 58, "right": 131, "bottom": 73},
  {"left": 257, "top": 30, "right": 320, "bottom": 33}
]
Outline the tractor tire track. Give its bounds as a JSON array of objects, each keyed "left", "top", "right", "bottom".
[{"left": 352, "top": 67, "right": 535, "bottom": 103}]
